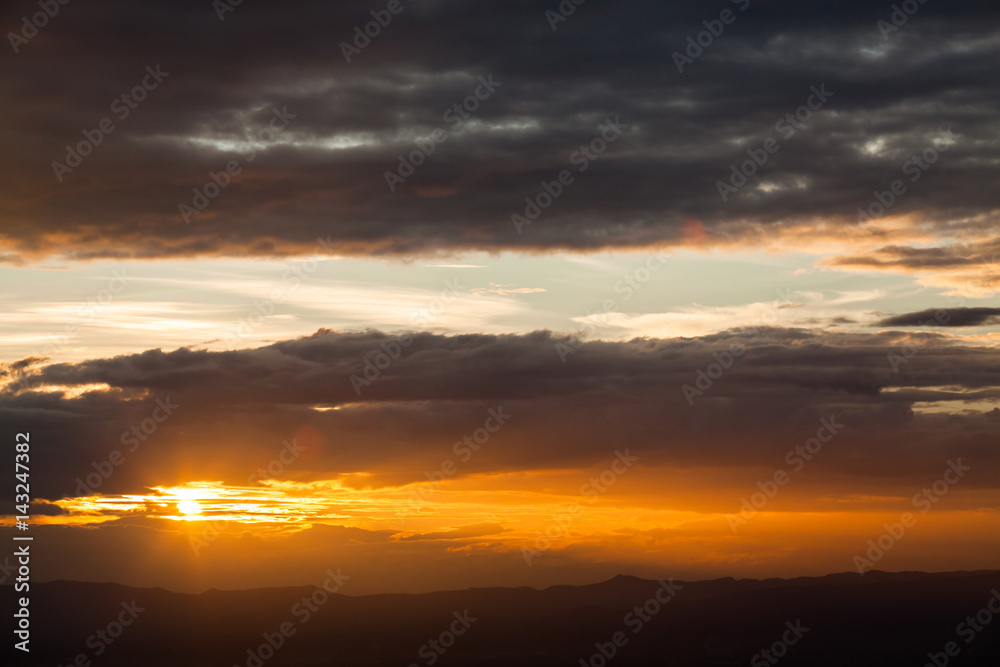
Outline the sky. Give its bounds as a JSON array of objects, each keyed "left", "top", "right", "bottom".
[{"left": 1, "top": 0, "right": 999, "bottom": 595}]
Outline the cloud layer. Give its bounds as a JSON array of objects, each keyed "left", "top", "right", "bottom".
[
  {"left": 1, "top": 0, "right": 999, "bottom": 265},
  {"left": 3, "top": 327, "right": 999, "bottom": 591},
  {"left": 3, "top": 327, "right": 999, "bottom": 502}
]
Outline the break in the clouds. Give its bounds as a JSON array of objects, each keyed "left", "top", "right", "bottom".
[{"left": 1, "top": 0, "right": 999, "bottom": 270}]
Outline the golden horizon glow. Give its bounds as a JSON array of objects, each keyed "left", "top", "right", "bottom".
[
  {"left": 12, "top": 475, "right": 998, "bottom": 566},
  {"left": 3, "top": 473, "right": 1000, "bottom": 584}
]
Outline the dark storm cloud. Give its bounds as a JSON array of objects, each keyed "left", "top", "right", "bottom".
[
  {"left": 2, "top": 328, "right": 999, "bottom": 500},
  {"left": 879, "top": 307, "right": 1000, "bottom": 327},
  {"left": 1, "top": 0, "right": 998, "bottom": 261},
  {"left": 30, "top": 499, "right": 68, "bottom": 515}
]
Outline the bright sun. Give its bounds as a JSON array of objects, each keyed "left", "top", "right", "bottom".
[{"left": 177, "top": 499, "right": 202, "bottom": 515}]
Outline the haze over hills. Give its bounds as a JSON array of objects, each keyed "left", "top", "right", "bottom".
[{"left": 5, "top": 571, "right": 1000, "bottom": 666}]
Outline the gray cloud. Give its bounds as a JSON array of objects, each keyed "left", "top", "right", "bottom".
[
  {"left": 3, "top": 327, "right": 999, "bottom": 501},
  {"left": 0, "top": 0, "right": 998, "bottom": 261}
]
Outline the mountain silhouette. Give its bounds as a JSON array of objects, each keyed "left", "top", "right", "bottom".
[{"left": 5, "top": 570, "right": 1000, "bottom": 665}]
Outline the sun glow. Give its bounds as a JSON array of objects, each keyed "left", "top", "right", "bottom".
[
  {"left": 34, "top": 474, "right": 706, "bottom": 547},
  {"left": 20, "top": 474, "right": 1000, "bottom": 576},
  {"left": 176, "top": 499, "right": 202, "bottom": 515}
]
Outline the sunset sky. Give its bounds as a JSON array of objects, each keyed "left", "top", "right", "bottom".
[{"left": 2, "top": 0, "right": 999, "bottom": 596}]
